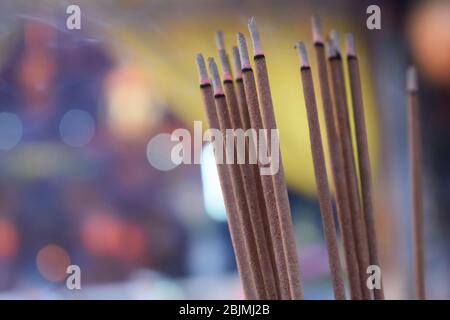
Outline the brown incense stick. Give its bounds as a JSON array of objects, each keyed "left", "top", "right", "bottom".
[
  {"left": 237, "top": 32, "right": 294, "bottom": 300},
  {"left": 328, "top": 31, "right": 371, "bottom": 299},
  {"left": 345, "top": 34, "right": 385, "bottom": 300},
  {"left": 296, "top": 42, "right": 346, "bottom": 300},
  {"left": 195, "top": 54, "right": 257, "bottom": 299},
  {"left": 407, "top": 66, "right": 425, "bottom": 300},
  {"left": 248, "top": 18, "right": 303, "bottom": 300},
  {"left": 311, "top": 16, "right": 362, "bottom": 299},
  {"left": 208, "top": 57, "right": 268, "bottom": 299},
  {"left": 231, "top": 46, "right": 251, "bottom": 131},
  {"left": 215, "top": 35, "right": 279, "bottom": 299}
]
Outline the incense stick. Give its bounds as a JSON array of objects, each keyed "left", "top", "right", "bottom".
[
  {"left": 232, "top": 46, "right": 251, "bottom": 131},
  {"left": 328, "top": 31, "right": 371, "bottom": 299},
  {"left": 238, "top": 32, "right": 294, "bottom": 300},
  {"left": 296, "top": 42, "right": 346, "bottom": 300},
  {"left": 215, "top": 37, "right": 279, "bottom": 299},
  {"left": 345, "top": 34, "right": 385, "bottom": 299},
  {"left": 196, "top": 54, "right": 257, "bottom": 299},
  {"left": 407, "top": 66, "right": 425, "bottom": 300},
  {"left": 248, "top": 18, "right": 303, "bottom": 299},
  {"left": 311, "top": 16, "right": 362, "bottom": 299},
  {"left": 208, "top": 57, "right": 268, "bottom": 299}
]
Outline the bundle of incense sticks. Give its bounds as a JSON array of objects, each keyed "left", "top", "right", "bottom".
[{"left": 195, "top": 16, "right": 425, "bottom": 300}]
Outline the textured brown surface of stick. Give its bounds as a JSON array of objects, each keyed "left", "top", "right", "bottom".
[
  {"left": 314, "top": 44, "right": 362, "bottom": 299},
  {"left": 223, "top": 80, "right": 279, "bottom": 299},
  {"left": 208, "top": 57, "right": 267, "bottom": 299},
  {"left": 347, "top": 51, "right": 385, "bottom": 299},
  {"left": 329, "top": 55, "right": 371, "bottom": 299},
  {"left": 214, "top": 93, "right": 267, "bottom": 299},
  {"left": 253, "top": 56, "right": 303, "bottom": 300},
  {"left": 240, "top": 68, "right": 292, "bottom": 300},
  {"left": 298, "top": 46, "right": 345, "bottom": 299},
  {"left": 196, "top": 60, "right": 257, "bottom": 298},
  {"left": 407, "top": 68, "right": 425, "bottom": 300}
]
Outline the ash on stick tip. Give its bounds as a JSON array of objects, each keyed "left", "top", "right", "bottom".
[
  {"left": 218, "top": 50, "right": 233, "bottom": 81},
  {"left": 311, "top": 15, "right": 323, "bottom": 44},
  {"left": 237, "top": 32, "right": 251, "bottom": 70},
  {"left": 215, "top": 31, "right": 225, "bottom": 51},
  {"left": 345, "top": 33, "right": 356, "bottom": 57},
  {"left": 248, "top": 16, "right": 263, "bottom": 56},
  {"left": 325, "top": 39, "right": 336, "bottom": 59},
  {"left": 295, "top": 42, "right": 309, "bottom": 68},
  {"left": 232, "top": 46, "right": 242, "bottom": 79},
  {"left": 330, "top": 30, "right": 341, "bottom": 56},
  {"left": 407, "top": 65, "right": 418, "bottom": 92},
  {"left": 195, "top": 53, "right": 209, "bottom": 85},
  {"left": 208, "top": 57, "right": 224, "bottom": 95}
]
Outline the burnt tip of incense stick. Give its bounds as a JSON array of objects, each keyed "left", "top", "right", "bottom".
[
  {"left": 232, "top": 46, "right": 242, "bottom": 79},
  {"left": 345, "top": 33, "right": 356, "bottom": 58},
  {"left": 407, "top": 65, "right": 418, "bottom": 92},
  {"left": 195, "top": 53, "right": 210, "bottom": 86},
  {"left": 248, "top": 17, "right": 264, "bottom": 57},
  {"left": 295, "top": 42, "right": 310, "bottom": 69},
  {"left": 329, "top": 30, "right": 341, "bottom": 58},
  {"left": 215, "top": 31, "right": 225, "bottom": 51},
  {"left": 311, "top": 15, "right": 324, "bottom": 45},
  {"left": 218, "top": 50, "right": 233, "bottom": 81},
  {"left": 208, "top": 57, "right": 224, "bottom": 96},
  {"left": 325, "top": 39, "right": 337, "bottom": 59},
  {"left": 237, "top": 32, "right": 252, "bottom": 70}
]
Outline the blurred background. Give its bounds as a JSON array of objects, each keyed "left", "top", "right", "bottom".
[{"left": 0, "top": 0, "right": 449, "bottom": 299}]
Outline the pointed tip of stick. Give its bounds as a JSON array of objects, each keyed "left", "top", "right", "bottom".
[
  {"left": 232, "top": 46, "right": 242, "bottom": 79},
  {"left": 295, "top": 42, "right": 309, "bottom": 68},
  {"left": 311, "top": 15, "right": 323, "bottom": 44},
  {"left": 237, "top": 32, "right": 251, "bottom": 70},
  {"left": 407, "top": 65, "right": 418, "bottom": 92},
  {"left": 330, "top": 30, "right": 341, "bottom": 56},
  {"left": 195, "top": 53, "right": 209, "bottom": 85},
  {"left": 248, "top": 16, "right": 263, "bottom": 56},
  {"left": 208, "top": 57, "right": 224, "bottom": 95},
  {"left": 345, "top": 33, "right": 356, "bottom": 57}
]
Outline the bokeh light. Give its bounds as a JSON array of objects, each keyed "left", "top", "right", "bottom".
[
  {"left": 36, "top": 244, "right": 71, "bottom": 282},
  {"left": 59, "top": 109, "right": 95, "bottom": 147},
  {"left": 0, "top": 219, "right": 19, "bottom": 259},
  {"left": 408, "top": 1, "right": 450, "bottom": 85},
  {"left": 146, "top": 133, "right": 180, "bottom": 171},
  {"left": 201, "top": 143, "right": 227, "bottom": 222},
  {"left": 0, "top": 112, "right": 23, "bottom": 151}
]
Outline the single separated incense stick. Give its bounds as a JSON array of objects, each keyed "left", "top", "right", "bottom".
[
  {"left": 208, "top": 57, "right": 268, "bottom": 299},
  {"left": 311, "top": 16, "right": 362, "bottom": 299},
  {"left": 296, "top": 42, "right": 346, "bottom": 300},
  {"left": 345, "top": 34, "right": 385, "bottom": 300},
  {"left": 237, "top": 32, "right": 294, "bottom": 300},
  {"left": 407, "top": 66, "right": 425, "bottom": 300},
  {"left": 215, "top": 34, "right": 279, "bottom": 299},
  {"left": 248, "top": 18, "right": 303, "bottom": 299},
  {"left": 328, "top": 31, "right": 371, "bottom": 299},
  {"left": 195, "top": 54, "right": 257, "bottom": 299}
]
